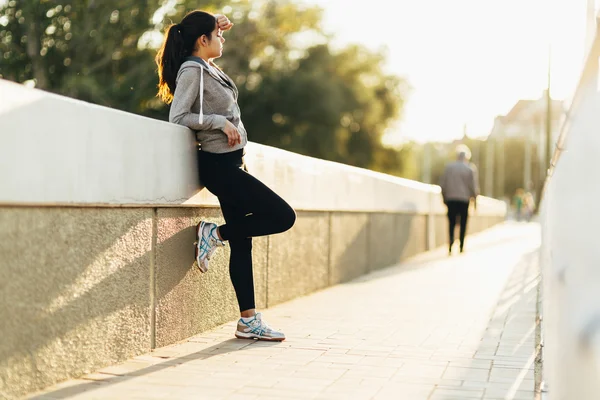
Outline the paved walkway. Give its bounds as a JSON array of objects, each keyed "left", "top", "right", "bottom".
[{"left": 30, "top": 222, "right": 541, "bottom": 400}]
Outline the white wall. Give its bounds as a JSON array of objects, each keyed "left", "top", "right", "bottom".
[
  {"left": 0, "top": 79, "right": 505, "bottom": 216},
  {"left": 540, "top": 15, "right": 600, "bottom": 400}
]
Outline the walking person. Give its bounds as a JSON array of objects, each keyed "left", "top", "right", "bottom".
[
  {"left": 439, "top": 145, "right": 479, "bottom": 254},
  {"left": 156, "top": 10, "right": 296, "bottom": 341}
]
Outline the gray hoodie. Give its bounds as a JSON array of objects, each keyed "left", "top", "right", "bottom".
[
  {"left": 169, "top": 57, "right": 248, "bottom": 153},
  {"left": 440, "top": 160, "right": 480, "bottom": 203}
]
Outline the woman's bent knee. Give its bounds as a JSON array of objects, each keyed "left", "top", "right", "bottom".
[{"left": 281, "top": 205, "right": 296, "bottom": 232}]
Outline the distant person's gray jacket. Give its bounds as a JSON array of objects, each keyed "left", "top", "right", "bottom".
[
  {"left": 169, "top": 56, "right": 248, "bottom": 154},
  {"left": 439, "top": 161, "right": 479, "bottom": 203}
]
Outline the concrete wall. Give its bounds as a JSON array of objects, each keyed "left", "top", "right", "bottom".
[
  {"left": 0, "top": 208, "right": 153, "bottom": 399},
  {"left": 0, "top": 79, "right": 506, "bottom": 399}
]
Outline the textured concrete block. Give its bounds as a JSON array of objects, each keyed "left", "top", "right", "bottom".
[
  {"left": 154, "top": 207, "right": 268, "bottom": 348},
  {"left": 0, "top": 207, "right": 153, "bottom": 399},
  {"left": 368, "top": 213, "right": 397, "bottom": 270},
  {"left": 329, "top": 213, "right": 369, "bottom": 285},
  {"left": 434, "top": 215, "right": 449, "bottom": 250},
  {"left": 471, "top": 216, "right": 484, "bottom": 234},
  {"left": 267, "top": 212, "right": 329, "bottom": 306},
  {"left": 395, "top": 214, "right": 427, "bottom": 260}
]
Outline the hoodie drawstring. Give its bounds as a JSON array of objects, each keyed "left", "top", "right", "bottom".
[{"left": 198, "top": 68, "right": 204, "bottom": 125}]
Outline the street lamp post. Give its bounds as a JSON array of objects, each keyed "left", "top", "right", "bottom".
[
  {"left": 545, "top": 46, "right": 552, "bottom": 177},
  {"left": 485, "top": 138, "right": 494, "bottom": 197},
  {"left": 496, "top": 135, "right": 505, "bottom": 199}
]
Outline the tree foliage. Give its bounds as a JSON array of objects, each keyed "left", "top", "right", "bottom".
[{"left": 0, "top": 0, "right": 165, "bottom": 111}]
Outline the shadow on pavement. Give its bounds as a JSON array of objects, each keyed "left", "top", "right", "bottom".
[
  {"left": 28, "top": 338, "right": 279, "bottom": 399},
  {"left": 463, "top": 249, "right": 540, "bottom": 399}
]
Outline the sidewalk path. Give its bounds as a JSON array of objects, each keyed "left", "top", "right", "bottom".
[{"left": 29, "top": 222, "right": 541, "bottom": 400}]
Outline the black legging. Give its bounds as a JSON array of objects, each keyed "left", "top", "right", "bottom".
[
  {"left": 197, "top": 149, "right": 296, "bottom": 312},
  {"left": 446, "top": 200, "right": 469, "bottom": 251}
]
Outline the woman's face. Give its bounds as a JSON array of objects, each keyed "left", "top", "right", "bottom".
[{"left": 205, "top": 25, "right": 225, "bottom": 59}]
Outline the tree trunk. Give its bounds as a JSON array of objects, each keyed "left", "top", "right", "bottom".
[{"left": 26, "top": 17, "right": 49, "bottom": 89}]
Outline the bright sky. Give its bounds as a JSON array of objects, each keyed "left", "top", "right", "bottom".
[{"left": 301, "top": 0, "right": 593, "bottom": 143}]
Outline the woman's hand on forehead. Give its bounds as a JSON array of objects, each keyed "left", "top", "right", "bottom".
[{"left": 215, "top": 14, "right": 234, "bottom": 31}]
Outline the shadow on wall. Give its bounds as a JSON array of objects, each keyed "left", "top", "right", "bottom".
[
  {"left": 153, "top": 207, "right": 246, "bottom": 349},
  {"left": 324, "top": 196, "right": 428, "bottom": 288},
  {"left": 327, "top": 211, "right": 423, "bottom": 287}
]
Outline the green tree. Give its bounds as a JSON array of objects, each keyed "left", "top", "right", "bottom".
[
  {"left": 0, "top": 0, "right": 168, "bottom": 112},
  {"left": 238, "top": 44, "right": 407, "bottom": 168}
]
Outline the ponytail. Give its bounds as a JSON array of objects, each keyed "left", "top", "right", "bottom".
[{"left": 156, "top": 24, "right": 185, "bottom": 104}]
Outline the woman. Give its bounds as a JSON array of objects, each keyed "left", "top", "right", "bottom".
[{"left": 155, "top": 10, "right": 296, "bottom": 341}]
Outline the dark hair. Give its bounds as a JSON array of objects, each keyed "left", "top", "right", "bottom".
[{"left": 155, "top": 10, "right": 216, "bottom": 104}]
